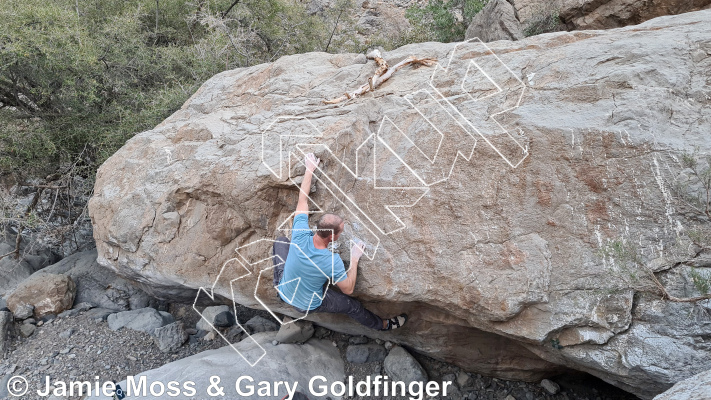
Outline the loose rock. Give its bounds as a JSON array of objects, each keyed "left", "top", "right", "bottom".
[
  {"left": 107, "top": 307, "right": 171, "bottom": 334},
  {"left": 244, "top": 315, "right": 279, "bottom": 334},
  {"left": 541, "top": 378, "right": 560, "bottom": 395},
  {"left": 195, "top": 305, "right": 231, "bottom": 331},
  {"left": 19, "top": 324, "right": 36, "bottom": 338},
  {"left": 0, "top": 311, "right": 11, "bottom": 354},
  {"left": 349, "top": 335, "right": 369, "bottom": 345},
  {"left": 346, "top": 344, "right": 387, "bottom": 363},
  {"left": 275, "top": 317, "right": 314, "bottom": 344},
  {"left": 213, "top": 310, "right": 236, "bottom": 327},
  {"left": 457, "top": 371, "right": 474, "bottom": 389},
  {"left": 384, "top": 346, "right": 428, "bottom": 385},
  {"left": 153, "top": 321, "right": 188, "bottom": 353},
  {"left": 85, "top": 308, "right": 114, "bottom": 322},
  {"left": 58, "top": 302, "right": 94, "bottom": 318},
  {"left": 58, "top": 328, "right": 75, "bottom": 339},
  {"left": 12, "top": 304, "right": 34, "bottom": 320},
  {"left": 36, "top": 249, "right": 153, "bottom": 311},
  {"left": 7, "top": 273, "right": 76, "bottom": 318}
]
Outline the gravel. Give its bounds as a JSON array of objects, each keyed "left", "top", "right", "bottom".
[{"left": 0, "top": 303, "right": 639, "bottom": 400}]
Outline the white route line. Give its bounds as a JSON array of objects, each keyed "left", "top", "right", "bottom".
[
  {"left": 193, "top": 233, "right": 343, "bottom": 366},
  {"left": 197, "top": 36, "right": 530, "bottom": 367},
  {"left": 302, "top": 145, "right": 428, "bottom": 235},
  {"left": 231, "top": 237, "right": 338, "bottom": 322},
  {"left": 192, "top": 257, "right": 266, "bottom": 367},
  {"left": 428, "top": 37, "right": 528, "bottom": 168},
  {"left": 281, "top": 155, "right": 382, "bottom": 261},
  {"left": 381, "top": 89, "right": 478, "bottom": 186}
]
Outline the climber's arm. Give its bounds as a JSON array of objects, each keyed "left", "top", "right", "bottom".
[
  {"left": 336, "top": 241, "right": 365, "bottom": 295},
  {"left": 295, "top": 153, "right": 320, "bottom": 216},
  {"left": 336, "top": 258, "right": 357, "bottom": 295}
]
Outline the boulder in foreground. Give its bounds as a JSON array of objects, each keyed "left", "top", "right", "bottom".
[{"left": 85, "top": 331, "right": 345, "bottom": 400}]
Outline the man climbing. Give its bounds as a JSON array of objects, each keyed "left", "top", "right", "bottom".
[{"left": 272, "top": 153, "right": 407, "bottom": 331}]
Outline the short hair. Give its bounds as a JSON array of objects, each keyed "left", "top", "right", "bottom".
[{"left": 316, "top": 213, "right": 343, "bottom": 239}]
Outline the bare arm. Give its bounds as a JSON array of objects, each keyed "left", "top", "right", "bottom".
[
  {"left": 336, "top": 241, "right": 365, "bottom": 295},
  {"left": 295, "top": 153, "right": 320, "bottom": 216}
]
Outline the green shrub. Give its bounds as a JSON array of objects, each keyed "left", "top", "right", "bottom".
[
  {"left": 0, "top": 0, "right": 339, "bottom": 184},
  {"left": 679, "top": 149, "right": 711, "bottom": 219},
  {"left": 522, "top": 7, "right": 565, "bottom": 37},
  {"left": 691, "top": 267, "right": 711, "bottom": 295},
  {"left": 405, "top": 0, "right": 488, "bottom": 43}
]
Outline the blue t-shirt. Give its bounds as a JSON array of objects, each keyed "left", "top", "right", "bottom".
[{"left": 277, "top": 214, "right": 347, "bottom": 311}]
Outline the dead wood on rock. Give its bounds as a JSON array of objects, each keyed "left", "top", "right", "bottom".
[{"left": 323, "top": 49, "right": 437, "bottom": 105}]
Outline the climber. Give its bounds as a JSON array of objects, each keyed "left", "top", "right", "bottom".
[{"left": 272, "top": 152, "right": 407, "bottom": 331}]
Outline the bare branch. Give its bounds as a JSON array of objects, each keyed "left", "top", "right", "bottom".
[
  {"left": 324, "top": 8, "right": 345, "bottom": 53},
  {"left": 222, "top": 0, "right": 241, "bottom": 19},
  {"left": 19, "top": 184, "right": 67, "bottom": 190},
  {"left": 12, "top": 223, "right": 21, "bottom": 259},
  {"left": 0, "top": 250, "right": 15, "bottom": 262},
  {"left": 645, "top": 266, "right": 711, "bottom": 303},
  {"left": 323, "top": 51, "right": 437, "bottom": 104}
]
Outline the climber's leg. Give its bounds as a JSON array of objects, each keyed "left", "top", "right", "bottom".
[
  {"left": 310, "top": 288, "right": 385, "bottom": 330},
  {"left": 272, "top": 236, "right": 290, "bottom": 289}
]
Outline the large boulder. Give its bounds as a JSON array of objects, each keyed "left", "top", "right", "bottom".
[
  {"left": 84, "top": 331, "right": 345, "bottom": 400},
  {"left": 653, "top": 369, "right": 711, "bottom": 400},
  {"left": 513, "top": 0, "right": 711, "bottom": 31},
  {"left": 6, "top": 273, "right": 76, "bottom": 318},
  {"left": 465, "top": 0, "right": 524, "bottom": 42},
  {"left": 89, "top": 10, "right": 711, "bottom": 399}
]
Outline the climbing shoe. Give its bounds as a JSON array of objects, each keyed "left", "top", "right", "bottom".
[{"left": 385, "top": 313, "right": 408, "bottom": 330}]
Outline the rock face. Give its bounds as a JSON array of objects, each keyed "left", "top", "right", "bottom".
[
  {"left": 513, "top": 0, "right": 711, "bottom": 30},
  {"left": 653, "top": 369, "right": 711, "bottom": 400},
  {"left": 305, "top": 0, "right": 414, "bottom": 42},
  {"left": 84, "top": 332, "right": 345, "bottom": 400},
  {"left": 89, "top": 9, "right": 711, "bottom": 399},
  {"left": 6, "top": 273, "right": 76, "bottom": 318},
  {"left": 468, "top": 0, "right": 711, "bottom": 41},
  {"left": 466, "top": 0, "right": 524, "bottom": 41}
]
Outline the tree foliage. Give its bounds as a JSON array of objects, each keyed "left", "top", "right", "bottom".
[
  {"left": 0, "top": 0, "right": 336, "bottom": 183},
  {"left": 405, "top": 0, "right": 487, "bottom": 43}
]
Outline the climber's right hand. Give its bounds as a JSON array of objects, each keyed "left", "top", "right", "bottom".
[
  {"left": 305, "top": 153, "right": 320, "bottom": 173},
  {"left": 351, "top": 240, "right": 366, "bottom": 261}
]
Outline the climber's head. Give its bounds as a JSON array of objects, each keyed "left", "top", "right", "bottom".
[{"left": 316, "top": 213, "right": 344, "bottom": 242}]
